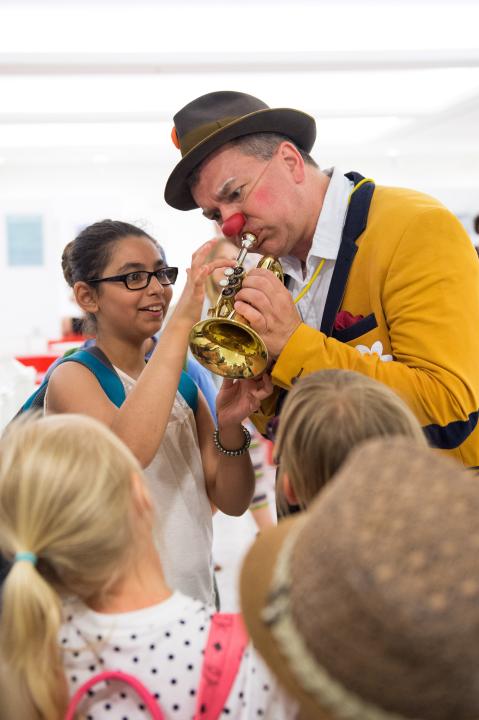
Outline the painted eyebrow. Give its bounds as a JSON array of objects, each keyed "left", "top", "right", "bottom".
[
  {"left": 202, "top": 177, "right": 239, "bottom": 219},
  {"left": 116, "top": 260, "right": 165, "bottom": 273},
  {"left": 215, "top": 177, "right": 237, "bottom": 200}
]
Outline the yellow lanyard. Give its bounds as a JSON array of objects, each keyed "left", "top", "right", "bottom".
[
  {"left": 293, "top": 258, "right": 325, "bottom": 304},
  {"left": 293, "top": 177, "right": 374, "bottom": 306}
]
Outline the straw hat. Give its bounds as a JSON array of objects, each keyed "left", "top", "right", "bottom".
[
  {"left": 240, "top": 438, "right": 479, "bottom": 720},
  {"left": 164, "top": 90, "right": 316, "bottom": 211}
]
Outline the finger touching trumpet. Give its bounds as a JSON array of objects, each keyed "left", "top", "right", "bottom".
[{"left": 234, "top": 269, "right": 302, "bottom": 359}]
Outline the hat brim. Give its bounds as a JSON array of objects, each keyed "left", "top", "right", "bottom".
[
  {"left": 164, "top": 107, "right": 316, "bottom": 211},
  {"left": 239, "top": 517, "right": 331, "bottom": 720}
]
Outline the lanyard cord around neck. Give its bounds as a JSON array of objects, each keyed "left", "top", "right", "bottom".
[{"left": 293, "top": 177, "right": 374, "bottom": 306}]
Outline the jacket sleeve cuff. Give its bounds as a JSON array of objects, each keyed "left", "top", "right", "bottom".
[{"left": 272, "top": 323, "right": 321, "bottom": 390}]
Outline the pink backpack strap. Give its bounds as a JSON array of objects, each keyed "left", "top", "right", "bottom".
[
  {"left": 194, "top": 612, "right": 248, "bottom": 720},
  {"left": 65, "top": 669, "right": 165, "bottom": 720}
]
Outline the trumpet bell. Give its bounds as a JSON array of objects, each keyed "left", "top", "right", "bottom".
[
  {"left": 188, "top": 233, "right": 283, "bottom": 380},
  {"left": 189, "top": 318, "right": 268, "bottom": 380}
]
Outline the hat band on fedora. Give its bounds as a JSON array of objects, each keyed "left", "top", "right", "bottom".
[
  {"left": 262, "top": 520, "right": 416, "bottom": 720},
  {"left": 179, "top": 116, "right": 239, "bottom": 157}
]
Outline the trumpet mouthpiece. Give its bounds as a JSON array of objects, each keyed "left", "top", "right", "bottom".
[{"left": 241, "top": 232, "right": 257, "bottom": 249}]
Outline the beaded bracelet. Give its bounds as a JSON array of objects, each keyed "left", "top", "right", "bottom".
[{"left": 213, "top": 426, "right": 251, "bottom": 456}]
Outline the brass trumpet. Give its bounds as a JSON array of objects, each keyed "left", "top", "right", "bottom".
[{"left": 189, "top": 232, "right": 284, "bottom": 379}]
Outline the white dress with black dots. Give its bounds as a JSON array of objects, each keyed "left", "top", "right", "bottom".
[
  {"left": 61, "top": 592, "right": 297, "bottom": 719},
  {"left": 116, "top": 368, "right": 214, "bottom": 606}
]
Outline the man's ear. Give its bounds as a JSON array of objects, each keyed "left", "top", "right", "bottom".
[
  {"left": 278, "top": 141, "right": 305, "bottom": 183},
  {"left": 74, "top": 281, "right": 99, "bottom": 315},
  {"left": 282, "top": 471, "right": 299, "bottom": 506}
]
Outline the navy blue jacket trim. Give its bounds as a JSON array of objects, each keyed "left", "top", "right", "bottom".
[
  {"left": 320, "top": 173, "right": 375, "bottom": 336},
  {"left": 423, "top": 410, "right": 479, "bottom": 450},
  {"left": 265, "top": 173, "right": 375, "bottom": 442}
]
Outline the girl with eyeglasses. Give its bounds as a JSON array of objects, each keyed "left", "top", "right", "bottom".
[{"left": 44, "top": 219, "right": 273, "bottom": 605}]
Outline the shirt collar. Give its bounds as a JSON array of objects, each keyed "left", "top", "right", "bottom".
[{"left": 281, "top": 167, "right": 354, "bottom": 276}]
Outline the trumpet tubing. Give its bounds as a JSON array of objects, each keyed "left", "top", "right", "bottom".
[{"left": 188, "top": 233, "right": 284, "bottom": 380}]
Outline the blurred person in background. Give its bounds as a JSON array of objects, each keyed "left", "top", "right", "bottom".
[{"left": 204, "top": 236, "right": 276, "bottom": 532}]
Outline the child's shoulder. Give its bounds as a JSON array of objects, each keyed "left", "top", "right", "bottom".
[
  {"left": 45, "top": 348, "right": 124, "bottom": 414},
  {"left": 46, "top": 359, "right": 107, "bottom": 412}
]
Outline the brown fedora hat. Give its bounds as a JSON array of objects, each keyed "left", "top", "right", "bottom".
[
  {"left": 164, "top": 90, "right": 316, "bottom": 211},
  {"left": 240, "top": 437, "right": 479, "bottom": 720}
]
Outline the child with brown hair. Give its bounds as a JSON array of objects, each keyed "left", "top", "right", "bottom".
[
  {"left": 274, "top": 368, "right": 427, "bottom": 510},
  {"left": 35, "top": 219, "right": 273, "bottom": 604}
]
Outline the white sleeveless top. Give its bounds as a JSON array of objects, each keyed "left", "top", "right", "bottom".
[{"left": 116, "top": 368, "right": 214, "bottom": 605}]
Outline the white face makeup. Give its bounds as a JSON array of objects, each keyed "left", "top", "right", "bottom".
[{"left": 192, "top": 143, "right": 307, "bottom": 259}]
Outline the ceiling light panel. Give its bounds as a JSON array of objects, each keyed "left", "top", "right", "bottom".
[
  {"left": 1, "top": 2, "right": 478, "bottom": 52},
  {"left": 0, "top": 68, "right": 477, "bottom": 118}
]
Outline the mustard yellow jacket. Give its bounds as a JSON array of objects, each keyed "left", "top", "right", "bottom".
[{"left": 253, "top": 181, "right": 479, "bottom": 467}]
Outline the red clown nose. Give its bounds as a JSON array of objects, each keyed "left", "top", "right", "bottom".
[{"left": 222, "top": 213, "right": 246, "bottom": 238}]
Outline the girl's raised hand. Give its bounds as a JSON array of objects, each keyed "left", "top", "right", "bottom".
[
  {"left": 174, "top": 240, "right": 237, "bottom": 325},
  {"left": 216, "top": 374, "right": 274, "bottom": 428}
]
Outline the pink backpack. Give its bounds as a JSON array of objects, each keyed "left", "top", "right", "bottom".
[{"left": 65, "top": 612, "right": 248, "bottom": 720}]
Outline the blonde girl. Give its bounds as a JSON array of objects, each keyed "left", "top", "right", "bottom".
[
  {"left": 0, "top": 414, "right": 294, "bottom": 720},
  {"left": 275, "top": 369, "right": 428, "bottom": 509}
]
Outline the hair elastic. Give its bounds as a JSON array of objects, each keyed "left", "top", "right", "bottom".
[{"left": 14, "top": 551, "right": 38, "bottom": 566}]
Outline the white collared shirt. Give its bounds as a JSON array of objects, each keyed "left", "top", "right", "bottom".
[{"left": 280, "top": 167, "right": 354, "bottom": 329}]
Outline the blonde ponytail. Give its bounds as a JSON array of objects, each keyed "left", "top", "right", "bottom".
[
  {"left": 2, "top": 562, "right": 65, "bottom": 718},
  {"left": 0, "top": 413, "right": 144, "bottom": 719}
]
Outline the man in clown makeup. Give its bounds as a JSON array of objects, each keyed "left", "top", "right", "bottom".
[{"left": 165, "top": 91, "right": 479, "bottom": 467}]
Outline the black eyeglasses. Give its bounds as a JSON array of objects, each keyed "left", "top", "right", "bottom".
[{"left": 88, "top": 267, "right": 178, "bottom": 291}]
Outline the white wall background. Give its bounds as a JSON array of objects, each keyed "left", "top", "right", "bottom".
[
  {"left": 1, "top": 0, "right": 478, "bottom": 354},
  {"left": 0, "top": 163, "right": 215, "bottom": 352}
]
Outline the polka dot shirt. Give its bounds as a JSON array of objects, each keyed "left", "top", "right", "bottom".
[{"left": 61, "top": 592, "right": 296, "bottom": 719}]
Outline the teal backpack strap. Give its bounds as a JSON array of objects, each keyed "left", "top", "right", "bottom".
[
  {"left": 178, "top": 370, "right": 198, "bottom": 414},
  {"left": 20, "top": 347, "right": 193, "bottom": 414},
  {"left": 21, "top": 378, "right": 50, "bottom": 413},
  {"left": 19, "top": 348, "right": 125, "bottom": 413},
  {"left": 64, "top": 349, "right": 126, "bottom": 407}
]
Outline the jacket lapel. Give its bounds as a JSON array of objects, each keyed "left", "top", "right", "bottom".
[{"left": 320, "top": 172, "right": 375, "bottom": 336}]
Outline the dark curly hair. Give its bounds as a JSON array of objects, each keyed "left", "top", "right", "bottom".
[
  {"left": 61, "top": 219, "right": 164, "bottom": 332},
  {"left": 62, "top": 219, "right": 164, "bottom": 287}
]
